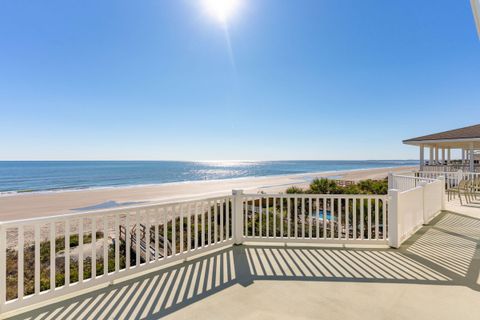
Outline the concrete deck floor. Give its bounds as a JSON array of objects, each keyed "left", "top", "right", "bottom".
[{"left": 7, "top": 200, "right": 480, "bottom": 320}]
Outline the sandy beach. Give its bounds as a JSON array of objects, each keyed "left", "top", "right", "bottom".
[{"left": 0, "top": 165, "right": 416, "bottom": 221}]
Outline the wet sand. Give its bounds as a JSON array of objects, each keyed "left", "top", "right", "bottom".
[{"left": 0, "top": 166, "right": 416, "bottom": 221}]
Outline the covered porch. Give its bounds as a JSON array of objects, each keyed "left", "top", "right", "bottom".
[{"left": 403, "top": 124, "right": 480, "bottom": 172}]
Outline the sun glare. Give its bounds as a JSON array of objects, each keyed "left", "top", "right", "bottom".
[{"left": 203, "top": 0, "right": 241, "bottom": 24}]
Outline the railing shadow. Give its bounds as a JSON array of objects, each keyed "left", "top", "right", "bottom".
[{"left": 8, "top": 211, "right": 480, "bottom": 320}]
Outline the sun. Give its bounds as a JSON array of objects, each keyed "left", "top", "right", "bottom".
[{"left": 203, "top": 0, "right": 241, "bottom": 24}]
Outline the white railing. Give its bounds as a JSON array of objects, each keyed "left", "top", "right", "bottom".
[
  {"left": 0, "top": 182, "right": 446, "bottom": 315},
  {"left": 416, "top": 170, "right": 480, "bottom": 189},
  {"left": 389, "top": 174, "right": 436, "bottom": 192},
  {"left": 0, "top": 195, "right": 234, "bottom": 314},
  {"left": 241, "top": 194, "right": 388, "bottom": 244},
  {"left": 388, "top": 177, "right": 444, "bottom": 248},
  {"left": 422, "top": 164, "right": 480, "bottom": 173}
]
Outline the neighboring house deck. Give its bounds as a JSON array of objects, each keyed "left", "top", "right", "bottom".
[{"left": 5, "top": 203, "right": 480, "bottom": 320}]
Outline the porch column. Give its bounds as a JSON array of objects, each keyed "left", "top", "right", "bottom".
[
  {"left": 419, "top": 145, "right": 425, "bottom": 171},
  {"left": 469, "top": 143, "right": 474, "bottom": 172},
  {"left": 462, "top": 148, "right": 466, "bottom": 164},
  {"left": 429, "top": 146, "right": 434, "bottom": 165},
  {"left": 447, "top": 148, "right": 451, "bottom": 165},
  {"left": 441, "top": 148, "right": 445, "bottom": 165},
  {"left": 435, "top": 146, "right": 439, "bottom": 164}
]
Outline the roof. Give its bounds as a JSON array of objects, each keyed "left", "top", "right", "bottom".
[{"left": 403, "top": 124, "right": 480, "bottom": 144}]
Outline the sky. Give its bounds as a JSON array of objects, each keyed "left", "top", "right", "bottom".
[{"left": 0, "top": 0, "right": 479, "bottom": 161}]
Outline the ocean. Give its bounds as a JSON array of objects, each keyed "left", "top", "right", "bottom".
[{"left": 0, "top": 160, "right": 417, "bottom": 194}]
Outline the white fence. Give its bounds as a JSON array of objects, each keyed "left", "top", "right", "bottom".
[
  {"left": 388, "top": 174, "right": 436, "bottom": 192},
  {"left": 0, "top": 195, "right": 235, "bottom": 314},
  {"left": 0, "top": 180, "right": 445, "bottom": 315},
  {"left": 416, "top": 170, "right": 480, "bottom": 189},
  {"left": 388, "top": 176, "right": 444, "bottom": 248},
  {"left": 422, "top": 164, "right": 480, "bottom": 173},
  {"left": 241, "top": 194, "right": 388, "bottom": 244}
]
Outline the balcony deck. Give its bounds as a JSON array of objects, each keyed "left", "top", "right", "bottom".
[{"left": 6, "top": 200, "right": 480, "bottom": 320}]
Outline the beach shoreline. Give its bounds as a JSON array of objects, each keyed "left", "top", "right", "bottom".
[{"left": 0, "top": 165, "right": 417, "bottom": 221}]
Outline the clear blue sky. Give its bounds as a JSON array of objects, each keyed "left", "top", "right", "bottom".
[{"left": 1, "top": 0, "right": 479, "bottom": 161}]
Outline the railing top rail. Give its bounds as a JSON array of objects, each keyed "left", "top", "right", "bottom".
[
  {"left": 242, "top": 193, "right": 388, "bottom": 199},
  {"left": 0, "top": 194, "right": 234, "bottom": 227},
  {"left": 393, "top": 174, "right": 437, "bottom": 181}
]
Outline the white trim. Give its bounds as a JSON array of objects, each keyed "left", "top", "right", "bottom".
[{"left": 403, "top": 137, "right": 480, "bottom": 146}]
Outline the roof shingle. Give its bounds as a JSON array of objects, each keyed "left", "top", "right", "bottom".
[{"left": 403, "top": 124, "right": 480, "bottom": 142}]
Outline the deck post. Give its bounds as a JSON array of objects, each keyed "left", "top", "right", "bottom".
[
  {"left": 419, "top": 145, "right": 425, "bottom": 171},
  {"left": 438, "top": 176, "right": 446, "bottom": 211},
  {"left": 418, "top": 181, "right": 428, "bottom": 225},
  {"left": 232, "top": 189, "right": 244, "bottom": 245},
  {"left": 469, "top": 143, "right": 475, "bottom": 172},
  {"left": 388, "top": 189, "right": 400, "bottom": 249},
  {"left": 388, "top": 172, "right": 394, "bottom": 190},
  {"left": 428, "top": 146, "right": 433, "bottom": 166}
]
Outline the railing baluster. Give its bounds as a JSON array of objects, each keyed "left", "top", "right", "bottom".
[
  {"left": 79, "top": 219, "right": 84, "bottom": 283},
  {"left": 309, "top": 197, "right": 313, "bottom": 238},
  {"left": 64, "top": 220, "right": 70, "bottom": 287},
  {"left": 188, "top": 203, "right": 192, "bottom": 250},
  {"left": 360, "top": 199, "right": 364, "bottom": 240},
  {"left": 50, "top": 222, "right": 55, "bottom": 290},
  {"left": 252, "top": 198, "right": 255, "bottom": 237},
  {"left": 287, "top": 198, "right": 291, "bottom": 238},
  {"left": 180, "top": 205, "right": 184, "bottom": 253},
  {"left": 18, "top": 225, "right": 24, "bottom": 300},
  {"left": 163, "top": 208, "right": 168, "bottom": 258},
  {"left": 195, "top": 203, "right": 199, "bottom": 249},
  {"left": 330, "top": 198, "right": 335, "bottom": 240},
  {"left": 92, "top": 218, "right": 97, "bottom": 278},
  {"left": 115, "top": 215, "right": 119, "bottom": 272},
  {"left": 155, "top": 209, "right": 159, "bottom": 260},
  {"left": 368, "top": 199, "right": 372, "bottom": 240},
  {"left": 225, "top": 199, "right": 230, "bottom": 240},
  {"left": 136, "top": 211, "right": 141, "bottom": 265},
  {"left": 273, "top": 197, "right": 276, "bottom": 238},
  {"left": 345, "top": 198, "right": 349, "bottom": 240},
  {"left": 337, "top": 198, "right": 342, "bottom": 240},
  {"left": 171, "top": 208, "right": 176, "bottom": 256},
  {"left": 208, "top": 202, "right": 212, "bottom": 245},
  {"left": 213, "top": 201, "right": 218, "bottom": 243},
  {"left": 126, "top": 214, "right": 131, "bottom": 268},
  {"left": 280, "top": 197, "right": 284, "bottom": 238},
  {"left": 375, "top": 198, "right": 379, "bottom": 240},
  {"left": 323, "top": 197, "right": 327, "bottom": 239},
  {"left": 382, "top": 198, "right": 387, "bottom": 240},
  {"left": 294, "top": 198, "right": 298, "bottom": 238},
  {"left": 34, "top": 223, "right": 40, "bottom": 294},
  {"left": 104, "top": 216, "right": 109, "bottom": 273},
  {"left": 316, "top": 198, "right": 320, "bottom": 239},
  {"left": 220, "top": 199, "right": 224, "bottom": 242},
  {"left": 244, "top": 198, "right": 248, "bottom": 237},
  {"left": 146, "top": 210, "right": 151, "bottom": 263},
  {"left": 353, "top": 198, "right": 357, "bottom": 240},
  {"left": 265, "top": 197, "right": 270, "bottom": 238},
  {"left": 201, "top": 203, "right": 205, "bottom": 248},
  {"left": 259, "top": 197, "right": 263, "bottom": 238},
  {"left": 301, "top": 197, "right": 305, "bottom": 238}
]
